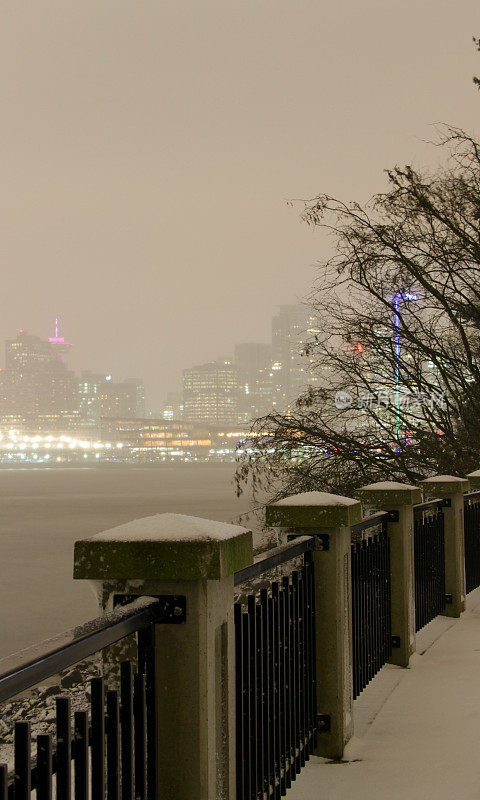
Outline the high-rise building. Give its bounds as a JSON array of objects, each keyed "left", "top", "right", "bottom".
[
  {"left": 79, "top": 372, "right": 144, "bottom": 419},
  {"left": 234, "top": 343, "right": 273, "bottom": 420},
  {"left": 48, "top": 317, "right": 73, "bottom": 363},
  {"left": 183, "top": 358, "right": 238, "bottom": 426},
  {"left": 271, "top": 304, "right": 319, "bottom": 408},
  {"left": 159, "top": 391, "right": 184, "bottom": 421},
  {"left": 0, "top": 329, "right": 78, "bottom": 415}
]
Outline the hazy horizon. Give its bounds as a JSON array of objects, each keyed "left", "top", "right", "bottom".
[{"left": 0, "top": 0, "right": 479, "bottom": 408}]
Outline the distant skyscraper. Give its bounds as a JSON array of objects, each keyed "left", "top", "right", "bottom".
[
  {"left": 271, "top": 304, "right": 319, "bottom": 408},
  {"left": 234, "top": 342, "right": 273, "bottom": 420},
  {"left": 183, "top": 358, "right": 239, "bottom": 426},
  {"left": 48, "top": 317, "right": 73, "bottom": 363},
  {"left": 0, "top": 329, "right": 78, "bottom": 415},
  {"left": 79, "top": 372, "right": 145, "bottom": 419}
]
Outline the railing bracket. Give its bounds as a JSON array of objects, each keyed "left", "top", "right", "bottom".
[
  {"left": 114, "top": 594, "right": 187, "bottom": 623},
  {"left": 315, "top": 534, "right": 330, "bottom": 551},
  {"left": 391, "top": 635, "right": 401, "bottom": 648},
  {"left": 387, "top": 510, "right": 399, "bottom": 523},
  {"left": 444, "top": 593, "right": 453, "bottom": 604},
  {"left": 442, "top": 498, "right": 452, "bottom": 508},
  {"left": 317, "top": 714, "right": 331, "bottom": 732}
]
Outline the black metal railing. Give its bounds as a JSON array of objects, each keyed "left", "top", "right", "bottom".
[
  {"left": 350, "top": 516, "right": 391, "bottom": 699},
  {"left": 234, "top": 536, "right": 317, "bottom": 800},
  {"left": 413, "top": 501, "right": 446, "bottom": 632},
  {"left": 464, "top": 490, "right": 480, "bottom": 594},
  {"left": 0, "top": 596, "right": 167, "bottom": 800}
]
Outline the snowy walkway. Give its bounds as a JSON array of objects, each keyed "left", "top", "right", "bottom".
[{"left": 288, "top": 587, "right": 480, "bottom": 800}]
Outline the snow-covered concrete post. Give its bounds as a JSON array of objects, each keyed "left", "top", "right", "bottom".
[
  {"left": 265, "top": 491, "right": 362, "bottom": 760},
  {"left": 355, "top": 482, "right": 421, "bottom": 668},
  {"left": 73, "top": 513, "right": 253, "bottom": 800},
  {"left": 419, "top": 475, "right": 469, "bottom": 618},
  {"left": 466, "top": 469, "right": 480, "bottom": 489}
]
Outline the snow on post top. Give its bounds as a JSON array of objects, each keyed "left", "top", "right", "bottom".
[
  {"left": 421, "top": 475, "right": 468, "bottom": 484},
  {"left": 272, "top": 491, "right": 359, "bottom": 507},
  {"left": 355, "top": 481, "right": 422, "bottom": 507},
  {"left": 266, "top": 491, "right": 361, "bottom": 529},
  {"left": 73, "top": 513, "right": 254, "bottom": 582},
  {"left": 91, "top": 513, "right": 249, "bottom": 543}
]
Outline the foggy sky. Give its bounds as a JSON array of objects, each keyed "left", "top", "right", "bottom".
[{"left": 0, "top": 0, "right": 478, "bottom": 408}]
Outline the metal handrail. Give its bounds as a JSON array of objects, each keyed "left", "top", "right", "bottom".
[
  {"left": 0, "top": 596, "right": 161, "bottom": 703},
  {"left": 413, "top": 498, "right": 444, "bottom": 517},
  {"left": 234, "top": 535, "right": 315, "bottom": 587},
  {"left": 350, "top": 511, "right": 390, "bottom": 535},
  {"left": 464, "top": 489, "right": 480, "bottom": 503}
]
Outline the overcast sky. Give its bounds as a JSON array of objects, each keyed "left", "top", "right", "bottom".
[{"left": 0, "top": 0, "right": 478, "bottom": 408}]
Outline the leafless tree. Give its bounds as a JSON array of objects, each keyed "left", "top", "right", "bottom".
[{"left": 236, "top": 128, "right": 480, "bottom": 505}]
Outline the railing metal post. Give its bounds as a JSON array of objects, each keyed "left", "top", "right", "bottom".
[
  {"left": 356, "top": 482, "right": 421, "bottom": 668},
  {"left": 419, "top": 475, "right": 469, "bottom": 618},
  {"left": 74, "top": 513, "right": 253, "bottom": 800},
  {"left": 266, "top": 491, "right": 362, "bottom": 760}
]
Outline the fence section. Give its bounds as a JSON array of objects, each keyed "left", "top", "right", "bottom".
[
  {"left": 350, "top": 517, "right": 391, "bottom": 699},
  {"left": 413, "top": 501, "right": 446, "bottom": 631},
  {"left": 464, "top": 491, "right": 480, "bottom": 594},
  {"left": 234, "top": 537, "right": 317, "bottom": 800},
  {"left": 0, "top": 597, "right": 162, "bottom": 800}
]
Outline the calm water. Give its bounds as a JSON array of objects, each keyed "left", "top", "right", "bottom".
[{"left": 0, "top": 465, "right": 250, "bottom": 659}]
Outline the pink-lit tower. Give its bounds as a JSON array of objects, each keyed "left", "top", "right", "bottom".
[{"left": 48, "top": 317, "right": 72, "bottom": 363}]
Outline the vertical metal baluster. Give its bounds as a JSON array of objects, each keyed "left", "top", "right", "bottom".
[
  {"left": 372, "top": 536, "right": 379, "bottom": 679},
  {"left": 298, "top": 569, "right": 306, "bottom": 768},
  {"left": 367, "top": 540, "right": 374, "bottom": 688},
  {"left": 292, "top": 572, "right": 301, "bottom": 775},
  {"left": 281, "top": 577, "right": 291, "bottom": 786},
  {"left": 0, "top": 764, "right": 7, "bottom": 800},
  {"left": 351, "top": 544, "right": 357, "bottom": 699},
  {"left": 37, "top": 734, "right": 52, "bottom": 800},
  {"left": 133, "top": 673, "right": 147, "bottom": 800},
  {"left": 440, "top": 512, "right": 446, "bottom": 614},
  {"left": 381, "top": 530, "right": 387, "bottom": 663},
  {"left": 260, "top": 589, "right": 270, "bottom": 800},
  {"left": 91, "top": 677, "right": 105, "bottom": 800},
  {"left": 309, "top": 557, "right": 318, "bottom": 751},
  {"left": 234, "top": 604, "right": 244, "bottom": 800},
  {"left": 247, "top": 595, "right": 257, "bottom": 800},
  {"left": 428, "top": 518, "right": 432, "bottom": 622},
  {"left": 106, "top": 690, "right": 120, "bottom": 800},
  {"left": 241, "top": 610, "right": 251, "bottom": 800},
  {"left": 255, "top": 602, "right": 264, "bottom": 799},
  {"left": 413, "top": 520, "right": 418, "bottom": 630},
  {"left": 267, "top": 595, "right": 275, "bottom": 799},
  {"left": 386, "top": 531, "right": 392, "bottom": 661},
  {"left": 359, "top": 541, "right": 366, "bottom": 695},
  {"left": 304, "top": 557, "right": 313, "bottom": 751},
  {"left": 360, "top": 541, "right": 367, "bottom": 694},
  {"left": 288, "top": 582, "right": 296, "bottom": 782},
  {"left": 138, "top": 625, "right": 157, "bottom": 800},
  {"left": 56, "top": 696, "right": 72, "bottom": 800},
  {"left": 368, "top": 539, "right": 373, "bottom": 684},
  {"left": 278, "top": 584, "right": 286, "bottom": 796},
  {"left": 272, "top": 582, "right": 281, "bottom": 799},
  {"left": 14, "top": 721, "right": 31, "bottom": 800},
  {"left": 74, "top": 711, "right": 89, "bottom": 800},
  {"left": 120, "top": 662, "right": 134, "bottom": 800}
]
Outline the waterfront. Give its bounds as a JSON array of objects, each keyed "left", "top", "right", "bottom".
[{"left": 0, "top": 464, "right": 250, "bottom": 659}]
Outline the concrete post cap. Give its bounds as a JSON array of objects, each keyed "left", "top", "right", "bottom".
[
  {"left": 419, "top": 475, "right": 470, "bottom": 497},
  {"left": 74, "top": 513, "right": 253, "bottom": 581},
  {"left": 466, "top": 469, "right": 480, "bottom": 489},
  {"left": 265, "top": 490, "right": 361, "bottom": 528},
  {"left": 355, "top": 481, "right": 421, "bottom": 507}
]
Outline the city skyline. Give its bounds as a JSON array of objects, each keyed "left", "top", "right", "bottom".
[{"left": 0, "top": 2, "right": 477, "bottom": 409}]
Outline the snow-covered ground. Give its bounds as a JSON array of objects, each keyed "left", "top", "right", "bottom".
[{"left": 288, "top": 587, "right": 480, "bottom": 800}]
